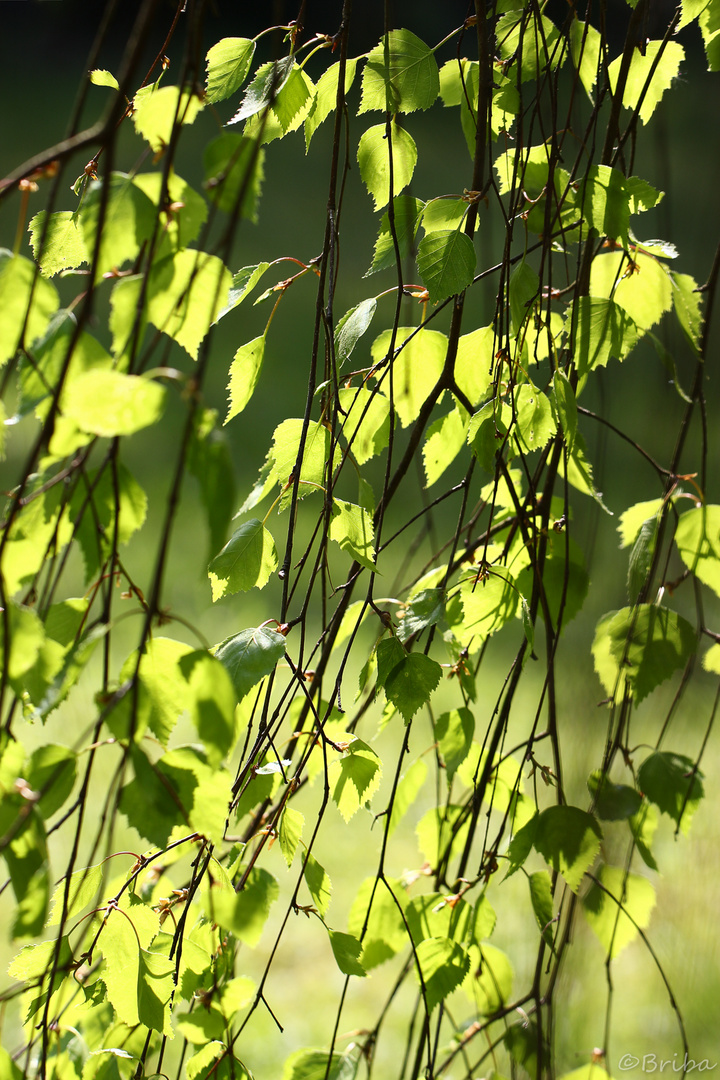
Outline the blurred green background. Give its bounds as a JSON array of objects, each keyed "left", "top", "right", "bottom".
[{"left": 1, "top": 1, "right": 719, "bottom": 1075}]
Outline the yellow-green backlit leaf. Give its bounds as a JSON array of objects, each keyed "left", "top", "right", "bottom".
[
  {"left": 208, "top": 519, "right": 278, "bottom": 599},
  {"left": 583, "top": 864, "right": 656, "bottom": 958},
  {"left": 205, "top": 37, "right": 256, "bottom": 104},
  {"left": 63, "top": 371, "right": 165, "bottom": 437},
  {"left": 357, "top": 123, "right": 417, "bottom": 211},
  {"left": 329, "top": 499, "right": 376, "bottom": 571}
]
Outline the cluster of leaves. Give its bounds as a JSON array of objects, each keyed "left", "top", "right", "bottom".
[{"left": 0, "top": 2, "right": 719, "bottom": 1079}]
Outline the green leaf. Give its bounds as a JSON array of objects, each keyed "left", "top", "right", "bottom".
[
  {"left": 70, "top": 462, "right": 147, "bottom": 582},
  {"left": 699, "top": 0, "right": 720, "bottom": 70},
  {"left": 456, "top": 568, "right": 519, "bottom": 648},
  {"left": 357, "top": 123, "right": 417, "bottom": 211},
  {"left": 608, "top": 41, "right": 685, "bottom": 124},
  {"left": 581, "top": 166, "right": 660, "bottom": 245},
  {"left": 552, "top": 369, "right": 577, "bottom": 454},
  {"left": 329, "top": 499, "right": 376, "bottom": 571},
  {"left": 638, "top": 751, "right": 704, "bottom": 833},
  {"left": 117, "top": 748, "right": 185, "bottom": 846},
  {"left": 422, "top": 404, "right": 469, "bottom": 488},
  {"left": 304, "top": 853, "right": 332, "bottom": 917},
  {"left": 19, "top": 313, "right": 111, "bottom": 427},
  {"left": 366, "top": 195, "right": 424, "bottom": 275},
  {"left": 132, "top": 86, "right": 203, "bottom": 151},
  {"left": 533, "top": 806, "right": 603, "bottom": 892},
  {"left": 211, "top": 867, "right": 279, "bottom": 946},
  {"left": 416, "top": 805, "right": 470, "bottom": 868},
  {"left": 703, "top": 642, "right": 720, "bottom": 674},
  {"left": 28, "top": 211, "right": 89, "bottom": 277},
  {"left": 675, "top": 504, "right": 720, "bottom": 597},
  {"left": 360, "top": 29, "right": 439, "bottom": 115},
  {"left": 282, "top": 1048, "right": 357, "bottom": 1080},
  {"left": 208, "top": 519, "right": 278, "bottom": 599},
  {"left": 328, "top": 930, "right": 366, "bottom": 977},
  {"left": 388, "top": 758, "right": 427, "bottom": 836},
  {"left": 185, "top": 1043, "right": 227, "bottom": 1080},
  {"left": 187, "top": 408, "right": 236, "bottom": 563},
  {"left": 101, "top": 900, "right": 173, "bottom": 1035},
  {"left": 570, "top": 18, "right": 602, "bottom": 98},
  {"left": 0, "top": 251, "right": 59, "bottom": 367},
  {"left": 107, "top": 636, "right": 194, "bottom": 745},
  {"left": 528, "top": 871, "right": 555, "bottom": 947},
  {"left": 463, "top": 943, "right": 513, "bottom": 1014},
  {"left": 214, "top": 626, "right": 287, "bottom": 702},
  {"left": 397, "top": 588, "right": 445, "bottom": 642},
  {"left": 467, "top": 399, "right": 514, "bottom": 473},
  {"left": 562, "top": 432, "right": 612, "bottom": 512},
  {"left": 205, "top": 37, "right": 256, "bottom": 104},
  {"left": 338, "top": 386, "right": 390, "bottom": 466},
  {"left": 62, "top": 371, "right": 165, "bottom": 437},
  {"left": 46, "top": 862, "right": 104, "bottom": 927},
  {"left": 119, "top": 746, "right": 229, "bottom": 846},
  {"left": 515, "top": 383, "right": 555, "bottom": 453},
  {"left": 90, "top": 69, "right": 119, "bottom": 89},
  {"left": 592, "top": 605, "right": 696, "bottom": 704},
  {"left": 509, "top": 261, "right": 539, "bottom": 333},
  {"left": 505, "top": 1021, "right": 549, "bottom": 1077},
  {"left": 148, "top": 248, "right": 232, "bottom": 360},
  {"left": 305, "top": 58, "right": 359, "bottom": 148},
  {"left": 496, "top": 10, "right": 562, "bottom": 82},
  {"left": 25, "top": 744, "right": 76, "bottom": 819},
  {"left": 405, "top": 892, "right": 476, "bottom": 947},
  {"left": 263, "top": 417, "right": 340, "bottom": 510},
  {"left": 587, "top": 771, "right": 643, "bottom": 820},
  {"left": 347, "top": 877, "right": 408, "bottom": 969},
  {"left": 227, "top": 56, "right": 295, "bottom": 125},
  {"left": 335, "top": 298, "right": 377, "bottom": 368},
  {"left": 583, "top": 864, "right": 656, "bottom": 959},
  {"left": 271, "top": 65, "right": 315, "bottom": 133},
  {"left": 439, "top": 59, "right": 496, "bottom": 156},
  {"left": 10, "top": 593, "right": 85, "bottom": 710},
  {"left": 630, "top": 803, "right": 660, "bottom": 871},
  {"left": 569, "top": 296, "right": 639, "bottom": 376},
  {"left": 433, "top": 708, "right": 474, "bottom": 782},
  {"left": 179, "top": 651, "right": 238, "bottom": 768},
  {"left": 136, "top": 948, "right": 176, "bottom": 1036},
  {"left": 454, "top": 326, "right": 495, "bottom": 406},
  {"left": 329, "top": 739, "right": 382, "bottom": 821},
  {"left": 370, "top": 326, "right": 447, "bottom": 427},
  {"left": 671, "top": 271, "right": 703, "bottom": 352},
  {"left": 421, "top": 197, "right": 468, "bottom": 233},
  {"left": 515, "top": 531, "right": 589, "bottom": 629},
  {"left": 589, "top": 249, "right": 672, "bottom": 331},
  {"left": 617, "top": 499, "right": 664, "bottom": 548},
  {"left": 279, "top": 806, "right": 304, "bottom": 867},
  {"left": 381, "top": 652, "right": 443, "bottom": 723},
  {"left": 415, "top": 937, "right": 470, "bottom": 1012},
  {"left": 79, "top": 173, "right": 156, "bottom": 279},
  {"left": 7, "top": 934, "right": 73, "bottom": 997},
  {"left": 132, "top": 171, "right": 208, "bottom": 254},
  {"left": 219, "top": 262, "right": 271, "bottom": 317},
  {"left": 204, "top": 134, "right": 265, "bottom": 221},
  {"left": 0, "top": 601, "right": 46, "bottom": 688},
  {"left": 416, "top": 228, "right": 476, "bottom": 304},
  {"left": 627, "top": 516, "right": 658, "bottom": 601}
]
